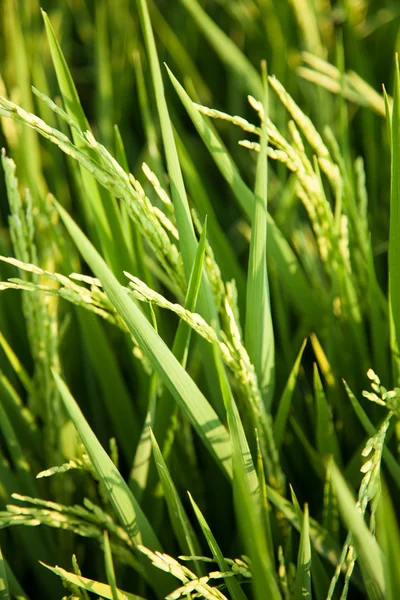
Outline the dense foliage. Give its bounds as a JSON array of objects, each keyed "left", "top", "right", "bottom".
[{"left": 1, "top": 1, "right": 400, "bottom": 599}]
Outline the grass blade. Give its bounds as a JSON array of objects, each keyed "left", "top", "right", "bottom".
[
  {"left": 3, "top": 559, "right": 28, "bottom": 600},
  {"left": 0, "top": 544, "right": 10, "bottom": 600},
  {"left": 136, "top": 0, "right": 200, "bottom": 284},
  {"left": 274, "top": 340, "right": 306, "bottom": 448},
  {"left": 52, "top": 371, "right": 171, "bottom": 597},
  {"left": 54, "top": 200, "right": 233, "bottom": 478},
  {"left": 376, "top": 481, "right": 400, "bottom": 600},
  {"left": 188, "top": 493, "right": 248, "bottom": 600},
  {"left": 322, "top": 468, "right": 339, "bottom": 540},
  {"left": 330, "top": 461, "right": 386, "bottom": 600},
  {"left": 0, "top": 331, "right": 33, "bottom": 396},
  {"left": 77, "top": 312, "right": 139, "bottom": 462},
  {"left": 129, "top": 377, "right": 157, "bottom": 500},
  {"left": 41, "top": 10, "right": 131, "bottom": 275},
  {"left": 214, "top": 347, "right": 281, "bottom": 600},
  {"left": 245, "top": 65, "right": 274, "bottom": 405},
  {"left": 150, "top": 430, "right": 203, "bottom": 572},
  {"left": 389, "top": 54, "right": 400, "bottom": 384},
  {"left": 294, "top": 504, "right": 312, "bottom": 600},
  {"left": 314, "top": 365, "right": 341, "bottom": 465},
  {"left": 166, "top": 67, "right": 321, "bottom": 322},
  {"left": 103, "top": 531, "right": 119, "bottom": 600},
  {"left": 175, "top": 131, "right": 246, "bottom": 307},
  {"left": 178, "top": 0, "right": 262, "bottom": 98},
  {"left": 52, "top": 371, "right": 161, "bottom": 549},
  {"left": 256, "top": 435, "right": 274, "bottom": 561},
  {"left": 142, "top": 218, "right": 207, "bottom": 496},
  {"left": 172, "top": 216, "right": 208, "bottom": 364},
  {"left": 136, "top": 0, "right": 226, "bottom": 418}
]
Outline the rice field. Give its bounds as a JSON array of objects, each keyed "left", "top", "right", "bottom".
[{"left": 0, "top": 1, "right": 399, "bottom": 599}]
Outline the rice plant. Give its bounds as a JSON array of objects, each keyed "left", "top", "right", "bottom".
[{"left": 0, "top": 1, "right": 400, "bottom": 599}]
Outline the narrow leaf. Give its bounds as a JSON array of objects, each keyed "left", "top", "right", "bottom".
[
  {"left": 330, "top": 461, "right": 386, "bottom": 600},
  {"left": 214, "top": 347, "right": 281, "bottom": 600},
  {"left": 54, "top": 200, "right": 233, "bottom": 478},
  {"left": 150, "top": 430, "right": 203, "bottom": 573},
  {"left": 178, "top": 0, "right": 263, "bottom": 98},
  {"left": 389, "top": 54, "right": 400, "bottom": 382},
  {"left": 294, "top": 504, "right": 312, "bottom": 600},
  {"left": 167, "top": 67, "right": 321, "bottom": 322},
  {"left": 376, "top": 481, "right": 400, "bottom": 600},
  {"left": 245, "top": 65, "right": 274, "bottom": 405},
  {"left": 136, "top": 0, "right": 198, "bottom": 281},
  {"left": 188, "top": 493, "right": 248, "bottom": 600},
  {"left": 52, "top": 371, "right": 161, "bottom": 550},
  {"left": 314, "top": 365, "right": 341, "bottom": 464},
  {"left": 274, "top": 340, "right": 306, "bottom": 448},
  {"left": 103, "top": 531, "right": 119, "bottom": 600},
  {"left": 0, "top": 544, "right": 10, "bottom": 600}
]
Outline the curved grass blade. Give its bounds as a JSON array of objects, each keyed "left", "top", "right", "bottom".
[
  {"left": 41, "top": 563, "right": 145, "bottom": 600},
  {"left": 245, "top": 64, "right": 274, "bottom": 405},
  {"left": 54, "top": 200, "right": 233, "bottom": 479},
  {"left": 41, "top": 11, "right": 89, "bottom": 132},
  {"left": 188, "top": 493, "right": 248, "bottom": 600},
  {"left": 52, "top": 371, "right": 161, "bottom": 550},
  {"left": 150, "top": 430, "right": 203, "bottom": 574},
  {"left": 213, "top": 345, "right": 258, "bottom": 498},
  {"left": 52, "top": 372, "right": 172, "bottom": 598},
  {"left": 274, "top": 340, "right": 307, "bottom": 448},
  {"left": 0, "top": 331, "right": 33, "bottom": 396},
  {"left": 41, "top": 10, "right": 131, "bottom": 276}
]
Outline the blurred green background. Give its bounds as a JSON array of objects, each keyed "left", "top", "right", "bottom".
[{"left": 0, "top": 1, "right": 400, "bottom": 598}]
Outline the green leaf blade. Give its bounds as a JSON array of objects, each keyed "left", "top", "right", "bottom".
[
  {"left": 389, "top": 54, "right": 400, "bottom": 383},
  {"left": 54, "top": 200, "right": 233, "bottom": 479},
  {"left": 245, "top": 69, "right": 274, "bottom": 405}
]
